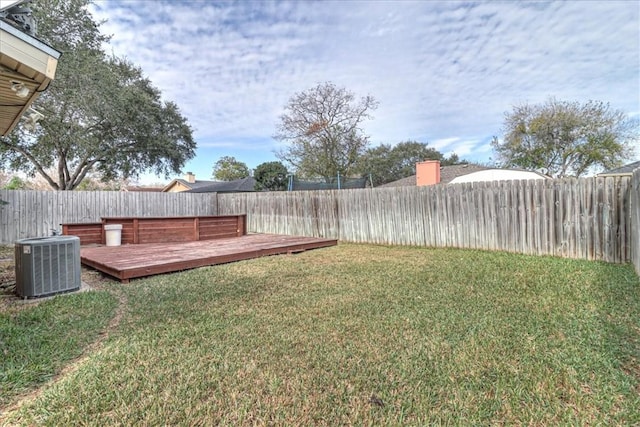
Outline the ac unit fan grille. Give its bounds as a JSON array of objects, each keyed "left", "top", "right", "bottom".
[{"left": 32, "top": 242, "right": 78, "bottom": 295}]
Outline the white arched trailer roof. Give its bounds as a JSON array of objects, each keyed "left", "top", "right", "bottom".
[{"left": 449, "top": 169, "right": 548, "bottom": 184}]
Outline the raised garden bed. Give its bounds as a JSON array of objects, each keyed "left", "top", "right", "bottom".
[{"left": 62, "top": 215, "right": 246, "bottom": 245}]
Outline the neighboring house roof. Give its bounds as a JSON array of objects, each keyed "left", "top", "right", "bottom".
[
  {"left": 124, "top": 186, "right": 164, "bottom": 192},
  {"left": 379, "top": 163, "right": 490, "bottom": 187},
  {"left": 162, "top": 179, "right": 216, "bottom": 192},
  {"left": 598, "top": 161, "right": 640, "bottom": 176},
  {"left": 440, "top": 163, "right": 490, "bottom": 183},
  {"left": 378, "top": 175, "right": 415, "bottom": 188},
  {"left": 185, "top": 177, "right": 257, "bottom": 193},
  {"left": 449, "top": 169, "right": 547, "bottom": 184}
]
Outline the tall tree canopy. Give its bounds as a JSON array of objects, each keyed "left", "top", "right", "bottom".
[
  {"left": 254, "top": 161, "right": 288, "bottom": 191},
  {"left": 212, "top": 156, "right": 250, "bottom": 181},
  {"left": 0, "top": 0, "right": 196, "bottom": 190},
  {"left": 274, "top": 82, "right": 378, "bottom": 181},
  {"left": 356, "top": 141, "right": 461, "bottom": 186},
  {"left": 492, "top": 98, "right": 637, "bottom": 178}
]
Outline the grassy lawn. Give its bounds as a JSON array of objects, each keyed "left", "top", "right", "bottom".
[
  {"left": 1, "top": 244, "right": 639, "bottom": 425},
  {"left": 0, "top": 291, "right": 117, "bottom": 407}
]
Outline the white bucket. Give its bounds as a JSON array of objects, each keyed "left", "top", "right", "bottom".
[{"left": 104, "top": 224, "right": 123, "bottom": 246}]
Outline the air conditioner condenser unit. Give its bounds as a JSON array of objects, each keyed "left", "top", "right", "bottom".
[{"left": 15, "top": 236, "right": 81, "bottom": 298}]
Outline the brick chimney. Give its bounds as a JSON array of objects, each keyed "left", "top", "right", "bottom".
[
  {"left": 185, "top": 172, "right": 195, "bottom": 183},
  {"left": 416, "top": 160, "right": 440, "bottom": 186}
]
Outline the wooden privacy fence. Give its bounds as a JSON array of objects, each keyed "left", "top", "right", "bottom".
[
  {"left": 1, "top": 175, "right": 637, "bottom": 269},
  {"left": 218, "top": 176, "right": 634, "bottom": 264},
  {"left": 0, "top": 190, "right": 217, "bottom": 243}
]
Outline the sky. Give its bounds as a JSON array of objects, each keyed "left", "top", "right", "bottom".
[{"left": 88, "top": 0, "right": 640, "bottom": 184}]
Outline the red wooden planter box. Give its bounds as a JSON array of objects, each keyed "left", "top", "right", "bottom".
[{"left": 62, "top": 215, "right": 246, "bottom": 246}]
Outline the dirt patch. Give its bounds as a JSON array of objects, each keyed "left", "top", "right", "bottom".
[
  {"left": 0, "top": 258, "right": 13, "bottom": 283},
  {"left": 0, "top": 245, "right": 18, "bottom": 311},
  {"left": 0, "top": 245, "right": 119, "bottom": 311}
]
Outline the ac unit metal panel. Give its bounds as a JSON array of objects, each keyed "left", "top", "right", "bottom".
[{"left": 15, "top": 236, "right": 81, "bottom": 298}]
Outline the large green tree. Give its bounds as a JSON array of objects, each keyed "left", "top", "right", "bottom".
[
  {"left": 356, "top": 141, "right": 461, "bottom": 186},
  {"left": 212, "top": 156, "right": 250, "bottom": 181},
  {"left": 0, "top": 0, "right": 196, "bottom": 190},
  {"left": 492, "top": 98, "right": 637, "bottom": 178},
  {"left": 254, "top": 161, "right": 288, "bottom": 191},
  {"left": 2, "top": 176, "right": 29, "bottom": 190},
  {"left": 274, "top": 82, "right": 378, "bottom": 181}
]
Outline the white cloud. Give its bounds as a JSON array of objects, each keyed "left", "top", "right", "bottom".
[{"left": 89, "top": 0, "right": 639, "bottom": 182}]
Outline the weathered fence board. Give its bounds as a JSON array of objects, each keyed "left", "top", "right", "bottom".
[
  {"left": 631, "top": 169, "right": 640, "bottom": 275},
  {"left": 0, "top": 190, "right": 217, "bottom": 243},
  {"left": 218, "top": 176, "right": 634, "bottom": 264}
]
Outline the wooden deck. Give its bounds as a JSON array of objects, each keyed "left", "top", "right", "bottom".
[{"left": 80, "top": 234, "right": 337, "bottom": 283}]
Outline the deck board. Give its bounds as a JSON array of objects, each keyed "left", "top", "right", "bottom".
[{"left": 80, "top": 234, "right": 337, "bottom": 283}]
